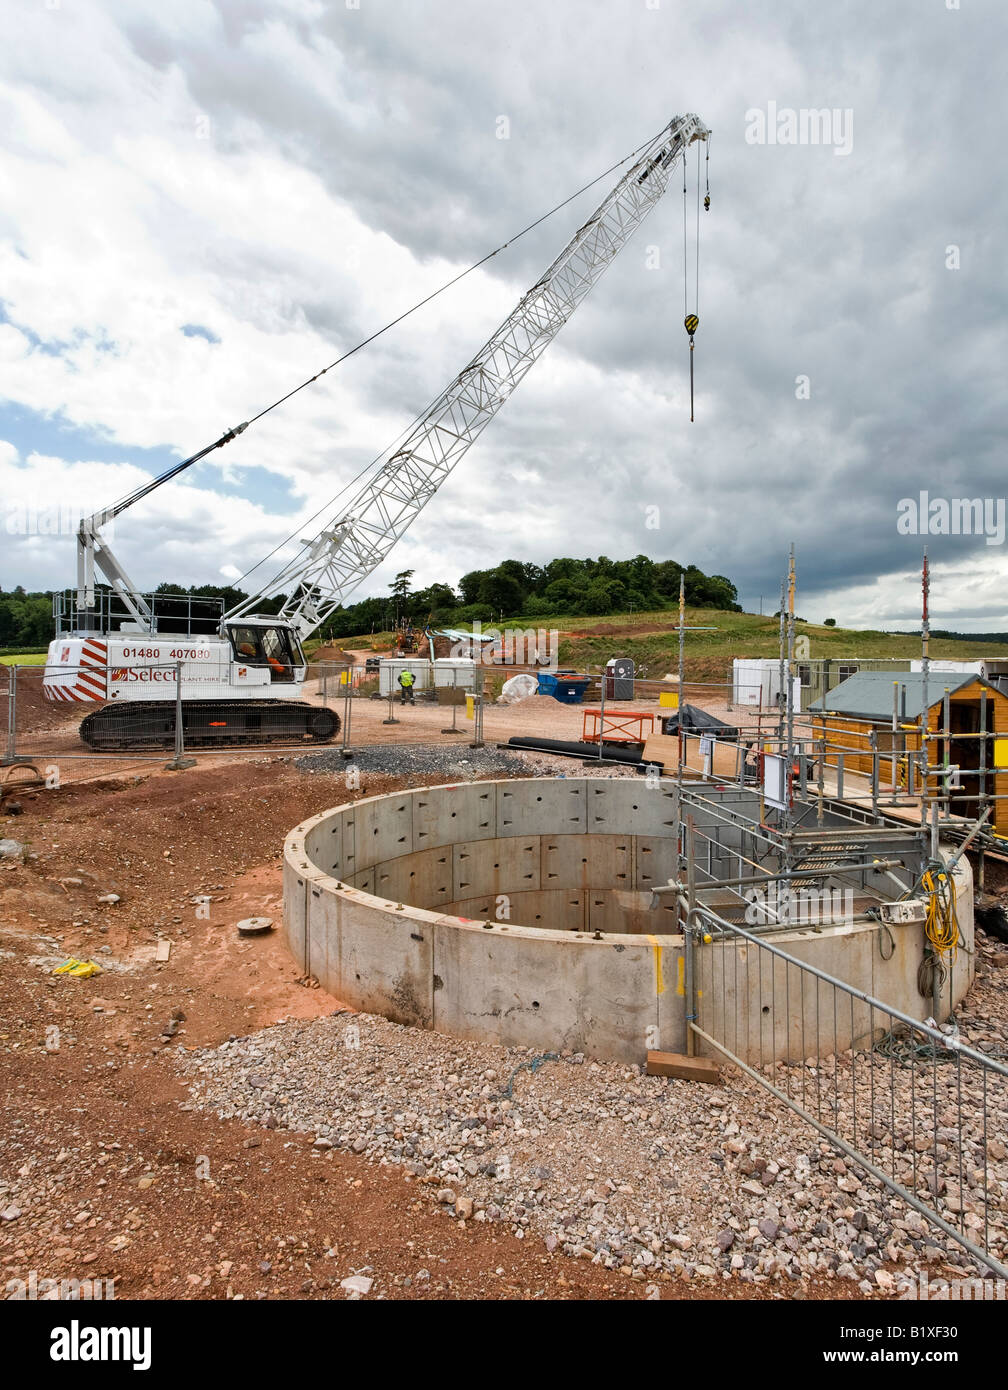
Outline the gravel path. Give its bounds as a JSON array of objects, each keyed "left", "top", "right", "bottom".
[{"left": 179, "top": 941, "right": 1008, "bottom": 1295}]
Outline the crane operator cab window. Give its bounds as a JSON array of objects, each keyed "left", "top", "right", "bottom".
[{"left": 228, "top": 625, "right": 303, "bottom": 683}]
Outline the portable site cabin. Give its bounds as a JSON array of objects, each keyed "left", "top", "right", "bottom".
[
  {"left": 909, "top": 657, "right": 1008, "bottom": 694},
  {"left": 731, "top": 658, "right": 800, "bottom": 710},
  {"left": 378, "top": 657, "right": 477, "bottom": 695},
  {"left": 809, "top": 670, "right": 1008, "bottom": 834},
  {"left": 733, "top": 656, "right": 922, "bottom": 713},
  {"left": 794, "top": 657, "right": 912, "bottom": 712}
]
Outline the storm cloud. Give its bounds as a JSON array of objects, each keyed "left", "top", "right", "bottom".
[{"left": 1, "top": 0, "right": 1005, "bottom": 629}]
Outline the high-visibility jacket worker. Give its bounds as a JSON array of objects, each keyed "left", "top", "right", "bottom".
[{"left": 398, "top": 668, "right": 416, "bottom": 704}]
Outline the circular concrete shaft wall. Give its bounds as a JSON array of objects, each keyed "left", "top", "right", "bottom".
[{"left": 283, "top": 778, "right": 973, "bottom": 1064}]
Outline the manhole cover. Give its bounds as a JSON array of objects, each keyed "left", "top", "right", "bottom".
[{"left": 237, "top": 917, "right": 274, "bottom": 936}]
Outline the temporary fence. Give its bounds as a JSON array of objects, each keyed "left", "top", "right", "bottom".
[
  {"left": 3, "top": 660, "right": 355, "bottom": 788},
  {"left": 8, "top": 647, "right": 1006, "bottom": 1275},
  {"left": 7, "top": 657, "right": 1008, "bottom": 877},
  {"left": 647, "top": 793, "right": 1007, "bottom": 1278},
  {"left": 686, "top": 905, "right": 1008, "bottom": 1277},
  {"left": 1, "top": 657, "right": 497, "bottom": 788}
]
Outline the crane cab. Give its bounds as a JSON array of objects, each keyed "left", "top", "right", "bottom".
[{"left": 225, "top": 619, "right": 306, "bottom": 685}]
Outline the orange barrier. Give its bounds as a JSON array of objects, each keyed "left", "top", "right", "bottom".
[{"left": 582, "top": 708, "right": 655, "bottom": 745}]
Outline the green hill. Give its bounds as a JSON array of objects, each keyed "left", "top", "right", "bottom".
[
  {"left": 543, "top": 610, "right": 998, "bottom": 682},
  {"left": 333, "top": 608, "right": 999, "bottom": 685}
]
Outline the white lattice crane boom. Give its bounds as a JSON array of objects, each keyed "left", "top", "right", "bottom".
[
  {"left": 228, "top": 112, "right": 710, "bottom": 637},
  {"left": 46, "top": 113, "right": 709, "bottom": 748}
]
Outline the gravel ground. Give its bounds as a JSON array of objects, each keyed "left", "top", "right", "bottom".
[
  {"left": 179, "top": 935, "right": 1008, "bottom": 1295},
  {"left": 0, "top": 760, "right": 653, "bottom": 1301},
  {"left": 295, "top": 743, "right": 639, "bottom": 781}
]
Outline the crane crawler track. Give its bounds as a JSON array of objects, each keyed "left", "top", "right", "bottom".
[{"left": 79, "top": 700, "right": 339, "bottom": 751}]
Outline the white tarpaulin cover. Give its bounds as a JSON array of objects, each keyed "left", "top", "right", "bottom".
[{"left": 500, "top": 673, "right": 539, "bottom": 704}]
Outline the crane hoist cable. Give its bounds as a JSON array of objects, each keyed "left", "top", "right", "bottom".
[
  {"left": 229, "top": 124, "right": 699, "bottom": 594},
  {"left": 681, "top": 137, "right": 709, "bottom": 421},
  {"left": 682, "top": 151, "right": 694, "bottom": 420},
  {"left": 695, "top": 137, "right": 701, "bottom": 314},
  {"left": 99, "top": 128, "right": 665, "bottom": 525}
]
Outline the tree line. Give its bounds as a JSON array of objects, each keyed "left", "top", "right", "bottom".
[
  {"left": 325, "top": 555, "right": 741, "bottom": 638},
  {"left": 0, "top": 588, "right": 52, "bottom": 648},
  {"left": 0, "top": 556, "right": 740, "bottom": 649},
  {"left": 0, "top": 582, "right": 288, "bottom": 651}
]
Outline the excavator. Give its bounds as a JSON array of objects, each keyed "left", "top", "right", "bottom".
[{"left": 43, "top": 113, "right": 710, "bottom": 749}]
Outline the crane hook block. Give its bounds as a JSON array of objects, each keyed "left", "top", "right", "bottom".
[
  {"left": 684, "top": 314, "right": 699, "bottom": 337},
  {"left": 703, "top": 194, "right": 710, "bottom": 211}
]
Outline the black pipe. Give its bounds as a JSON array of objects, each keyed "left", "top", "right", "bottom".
[{"left": 504, "top": 736, "right": 644, "bottom": 765}]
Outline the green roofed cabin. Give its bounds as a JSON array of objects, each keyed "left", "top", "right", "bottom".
[{"left": 809, "top": 670, "right": 1008, "bottom": 836}]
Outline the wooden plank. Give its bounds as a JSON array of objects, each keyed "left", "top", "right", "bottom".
[
  {"left": 641, "top": 732, "right": 679, "bottom": 771},
  {"left": 646, "top": 1050, "right": 722, "bottom": 1084}
]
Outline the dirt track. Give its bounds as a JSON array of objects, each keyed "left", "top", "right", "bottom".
[
  {"left": 3, "top": 722, "right": 979, "bottom": 1301},
  {"left": 4, "top": 757, "right": 848, "bottom": 1301}
]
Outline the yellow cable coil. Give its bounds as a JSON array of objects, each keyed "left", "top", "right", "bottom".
[{"left": 922, "top": 868, "right": 958, "bottom": 960}]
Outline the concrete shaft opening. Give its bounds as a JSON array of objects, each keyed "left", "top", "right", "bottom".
[{"left": 283, "top": 777, "right": 973, "bottom": 1064}]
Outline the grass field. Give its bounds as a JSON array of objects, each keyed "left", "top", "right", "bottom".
[
  {"left": 331, "top": 608, "right": 1003, "bottom": 685},
  {"left": 6, "top": 613, "right": 999, "bottom": 681}
]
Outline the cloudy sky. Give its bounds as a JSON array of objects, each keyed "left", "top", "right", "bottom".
[{"left": 1, "top": 0, "right": 1005, "bottom": 629}]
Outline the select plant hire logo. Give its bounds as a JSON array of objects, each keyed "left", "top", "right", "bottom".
[
  {"left": 897, "top": 492, "right": 1006, "bottom": 546},
  {"left": 110, "top": 666, "right": 177, "bottom": 682}
]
